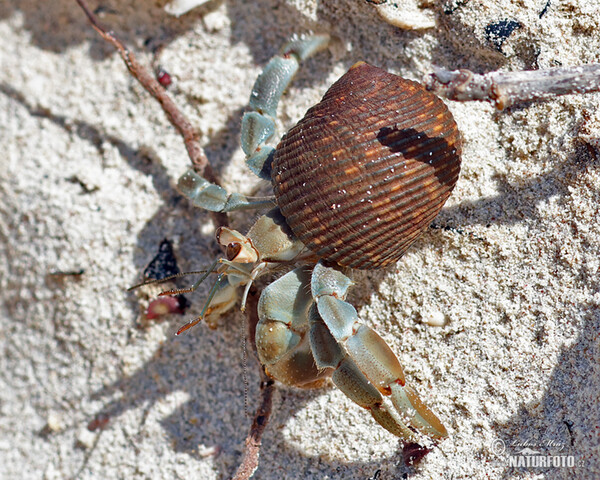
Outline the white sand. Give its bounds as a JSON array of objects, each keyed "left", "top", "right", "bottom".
[{"left": 1, "top": 1, "right": 599, "bottom": 479}]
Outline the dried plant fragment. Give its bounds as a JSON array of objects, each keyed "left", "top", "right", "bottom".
[
  {"left": 164, "top": 0, "right": 212, "bottom": 17},
  {"left": 427, "top": 63, "right": 600, "bottom": 110},
  {"left": 368, "top": 0, "right": 436, "bottom": 30}
]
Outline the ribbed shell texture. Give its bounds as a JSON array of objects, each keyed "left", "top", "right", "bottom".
[{"left": 272, "top": 63, "right": 462, "bottom": 269}]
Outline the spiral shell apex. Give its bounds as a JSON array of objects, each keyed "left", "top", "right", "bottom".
[{"left": 271, "top": 62, "right": 462, "bottom": 269}]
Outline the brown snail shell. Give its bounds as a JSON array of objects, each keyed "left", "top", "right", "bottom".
[{"left": 272, "top": 62, "right": 462, "bottom": 270}]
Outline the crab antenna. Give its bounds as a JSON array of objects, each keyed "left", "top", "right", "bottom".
[
  {"left": 127, "top": 269, "right": 214, "bottom": 291},
  {"left": 175, "top": 273, "right": 226, "bottom": 335},
  {"left": 156, "top": 258, "right": 221, "bottom": 296}
]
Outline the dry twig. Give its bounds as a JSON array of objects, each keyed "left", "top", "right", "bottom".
[
  {"left": 426, "top": 63, "right": 600, "bottom": 110},
  {"left": 74, "top": 0, "right": 216, "bottom": 182},
  {"left": 231, "top": 287, "right": 275, "bottom": 480},
  {"left": 231, "top": 377, "right": 274, "bottom": 480}
]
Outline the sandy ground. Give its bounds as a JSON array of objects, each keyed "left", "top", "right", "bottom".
[{"left": 1, "top": 1, "right": 599, "bottom": 479}]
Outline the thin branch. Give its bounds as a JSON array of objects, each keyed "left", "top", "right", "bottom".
[
  {"left": 426, "top": 63, "right": 600, "bottom": 110},
  {"left": 75, "top": 0, "right": 227, "bottom": 227},
  {"left": 75, "top": 0, "right": 216, "bottom": 181},
  {"left": 231, "top": 377, "right": 274, "bottom": 480},
  {"left": 231, "top": 287, "right": 275, "bottom": 480}
]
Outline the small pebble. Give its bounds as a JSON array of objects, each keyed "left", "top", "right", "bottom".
[
  {"left": 164, "top": 0, "right": 210, "bottom": 16},
  {"left": 422, "top": 310, "right": 447, "bottom": 327},
  {"left": 46, "top": 412, "right": 63, "bottom": 433},
  {"left": 76, "top": 428, "right": 96, "bottom": 449},
  {"left": 198, "top": 444, "right": 221, "bottom": 457}
]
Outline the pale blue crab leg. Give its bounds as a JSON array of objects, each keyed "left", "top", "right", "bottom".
[
  {"left": 309, "top": 261, "right": 448, "bottom": 441},
  {"left": 242, "top": 34, "right": 330, "bottom": 179},
  {"left": 255, "top": 266, "right": 333, "bottom": 387},
  {"left": 177, "top": 170, "right": 275, "bottom": 212},
  {"left": 177, "top": 35, "right": 330, "bottom": 212}
]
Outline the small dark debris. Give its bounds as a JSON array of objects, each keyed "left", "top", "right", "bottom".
[
  {"left": 138, "top": 240, "right": 190, "bottom": 323},
  {"left": 49, "top": 268, "right": 85, "bottom": 277},
  {"left": 368, "top": 469, "right": 382, "bottom": 480},
  {"left": 143, "top": 238, "right": 180, "bottom": 281},
  {"left": 402, "top": 442, "right": 431, "bottom": 466},
  {"left": 429, "top": 222, "right": 466, "bottom": 236},
  {"left": 87, "top": 414, "right": 110, "bottom": 431},
  {"left": 156, "top": 67, "right": 173, "bottom": 88},
  {"left": 539, "top": 0, "right": 551, "bottom": 19},
  {"left": 484, "top": 19, "right": 522, "bottom": 52},
  {"left": 443, "top": 0, "right": 468, "bottom": 15},
  {"left": 67, "top": 175, "right": 99, "bottom": 194},
  {"left": 564, "top": 419, "right": 575, "bottom": 446}
]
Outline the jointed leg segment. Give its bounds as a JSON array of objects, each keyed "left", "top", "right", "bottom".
[
  {"left": 310, "top": 261, "right": 448, "bottom": 440},
  {"left": 177, "top": 35, "right": 330, "bottom": 212},
  {"left": 256, "top": 261, "right": 447, "bottom": 441}
]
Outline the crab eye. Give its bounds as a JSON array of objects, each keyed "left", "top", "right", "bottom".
[{"left": 226, "top": 242, "right": 242, "bottom": 261}]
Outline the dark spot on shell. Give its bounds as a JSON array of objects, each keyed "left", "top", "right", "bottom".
[{"left": 271, "top": 63, "right": 462, "bottom": 270}]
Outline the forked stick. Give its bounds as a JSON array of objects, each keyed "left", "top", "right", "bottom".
[{"left": 426, "top": 63, "right": 600, "bottom": 110}]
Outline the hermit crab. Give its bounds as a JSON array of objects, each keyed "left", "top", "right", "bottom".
[{"left": 173, "top": 35, "right": 461, "bottom": 443}]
